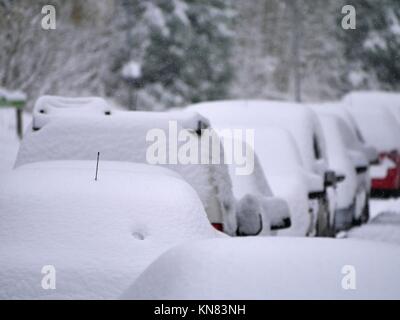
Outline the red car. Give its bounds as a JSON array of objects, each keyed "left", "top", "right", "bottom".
[
  {"left": 371, "top": 150, "right": 400, "bottom": 193},
  {"left": 344, "top": 94, "right": 400, "bottom": 197}
]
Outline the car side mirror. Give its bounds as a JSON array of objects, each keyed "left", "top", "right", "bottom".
[
  {"left": 336, "top": 174, "right": 346, "bottom": 183},
  {"left": 236, "top": 195, "right": 263, "bottom": 236},
  {"left": 261, "top": 197, "right": 291, "bottom": 231},
  {"left": 324, "top": 170, "right": 337, "bottom": 188}
]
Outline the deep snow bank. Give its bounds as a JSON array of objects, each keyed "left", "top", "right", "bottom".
[{"left": 123, "top": 237, "right": 400, "bottom": 300}]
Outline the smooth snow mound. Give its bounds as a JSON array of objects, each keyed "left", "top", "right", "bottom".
[
  {"left": 0, "top": 161, "right": 217, "bottom": 299},
  {"left": 122, "top": 237, "right": 400, "bottom": 300},
  {"left": 371, "top": 199, "right": 400, "bottom": 219}
]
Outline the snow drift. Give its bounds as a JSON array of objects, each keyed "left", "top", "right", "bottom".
[{"left": 123, "top": 237, "right": 400, "bottom": 300}]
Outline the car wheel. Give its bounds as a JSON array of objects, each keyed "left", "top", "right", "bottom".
[
  {"left": 360, "top": 194, "right": 370, "bottom": 224},
  {"left": 316, "top": 197, "right": 332, "bottom": 237}
]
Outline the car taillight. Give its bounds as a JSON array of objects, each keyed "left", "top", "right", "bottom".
[{"left": 212, "top": 223, "right": 223, "bottom": 232}]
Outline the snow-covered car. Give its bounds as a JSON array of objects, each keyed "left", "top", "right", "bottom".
[
  {"left": 188, "top": 100, "right": 339, "bottom": 236},
  {"left": 122, "top": 237, "right": 400, "bottom": 299},
  {"left": 343, "top": 93, "right": 400, "bottom": 196},
  {"left": 17, "top": 112, "right": 237, "bottom": 235},
  {"left": 344, "top": 91, "right": 400, "bottom": 126},
  {"left": 316, "top": 114, "right": 369, "bottom": 231},
  {"left": 308, "top": 102, "right": 379, "bottom": 164},
  {"left": 18, "top": 99, "right": 290, "bottom": 236},
  {"left": 0, "top": 161, "right": 218, "bottom": 299},
  {"left": 217, "top": 132, "right": 291, "bottom": 235},
  {"left": 217, "top": 125, "right": 311, "bottom": 237}
]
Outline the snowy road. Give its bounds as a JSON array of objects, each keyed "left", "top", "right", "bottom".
[{"left": 344, "top": 199, "right": 400, "bottom": 245}]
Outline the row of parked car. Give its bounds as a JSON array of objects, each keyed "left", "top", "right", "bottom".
[
  {"left": 2, "top": 91, "right": 400, "bottom": 299},
  {"left": 17, "top": 92, "right": 400, "bottom": 238}
]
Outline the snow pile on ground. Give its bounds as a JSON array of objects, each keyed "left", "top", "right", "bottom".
[
  {"left": 346, "top": 212, "right": 400, "bottom": 245},
  {"left": 122, "top": 237, "right": 400, "bottom": 300},
  {"left": 0, "top": 161, "right": 218, "bottom": 299},
  {"left": 371, "top": 199, "right": 400, "bottom": 218},
  {"left": 345, "top": 199, "right": 400, "bottom": 245}
]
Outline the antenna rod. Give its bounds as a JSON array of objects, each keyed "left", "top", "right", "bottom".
[{"left": 95, "top": 152, "right": 100, "bottom": 181}]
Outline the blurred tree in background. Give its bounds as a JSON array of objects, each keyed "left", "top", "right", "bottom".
[
  {"left": 339, "top": 0, "right": 400, "bottom": 91},
  {"left": 0, "top": 0, "right": 234, "bottom": 110},
  {"left": 1, "top": 0, "right": 400, "bottom": 109}
]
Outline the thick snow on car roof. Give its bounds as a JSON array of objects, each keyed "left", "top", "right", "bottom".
[
  {"left": 343, "top": 92, "right": 400, "bottom": 152},
  {"left": 344, "top": 91, "right": 400, "bottom": 125},
  {"left": 0, "top": 161, "right": 217, "bottom": 299},
  {"left": 188, "top": 100, "right": 327, "bottom": 173},
  {"left": 122, "top": 237, "right": 400, "bottom": 300},
  {"left": 32, "top": 95, "right": 210, "bottom": 132},
  {"left": 308, "top": 102, "right": 363, "bottom": 143}
]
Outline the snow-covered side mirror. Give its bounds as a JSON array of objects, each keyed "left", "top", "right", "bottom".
[
  {"left": 261, "top": 197, "right": 291, "bottom": 231},
  {"left": 335, "top": 171, "right": 346, "bottom": 183},
  {"left": 304, "top": 171, "right": 325, "bottom": 195},
  {"left": 363, "top": 144, "right": 380, "bottom": 165},
  {"left": 236, "top": 195, "right": 263, "bottom": 236},
  {"left": 348, "top": 150, "right": 369, "bottom": 174},
  {"left": 313, "top": 158, "right": 328, "bottom": 175},
  {"left": 324, "top": 170, "right": 337, "bottom": 188}
]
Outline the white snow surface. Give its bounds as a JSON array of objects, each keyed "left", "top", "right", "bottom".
[
  {"left": 122, "top": 237, "right": 400, "bottom": 300},
  {"left": 345, "top": 199, "right": 400, "bottom": 245},
  {"left": 0, "top": 161, "right": 218, "bottom": 299},
  {"left": 343, "top": 91, "right": 400, "bottom": 125},
  {"left": 32, "top": 95, "right": 112, "bottom": 130},
  {"left": 0, "top": 109, "right": 31, "bottom": 171},
  {"left": 0, "top": 87, "right": 26, "bottom": 102},
  {"left": 121, "top": 61, "right": 142, "bottom": 80}
]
